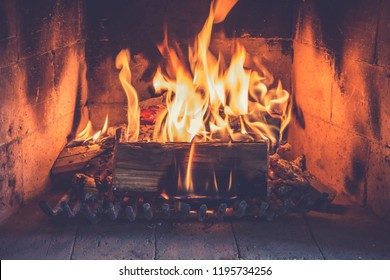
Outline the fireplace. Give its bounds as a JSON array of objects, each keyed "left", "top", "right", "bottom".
[{"left": 1, "top": 0, "right": 389, "bottom": 228}]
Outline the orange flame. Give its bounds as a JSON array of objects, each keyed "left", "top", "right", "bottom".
[
  {"left": 115, "top": 49, "right": 140, "bottom": 142},
  {"left": 212, "top": 169, "right": 219, "bottom": 193},
  {"left": 116, "top": 0, "right": 291, "bottom": 145},
  {"left": 185, "top": 142, "right": 196, "bottom": 193},
  {"left": 74, "top": 114, "right": 109, "bottom": 144},
  {"left": 228, "top": 169, "right": 233, "bottom": 192}
]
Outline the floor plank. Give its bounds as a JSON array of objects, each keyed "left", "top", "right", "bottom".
[
  {"left": 304, "top": 195, "right": 390, "bottom": 259},
  {"left": 0, "top": 195, "right": 77, "bottom": 260},
  {"left": 1, "top": 193, "right": 390, "bottom": 260},
  {"left": 232, "top": 214, "right": 323, "bottom": 259},
  {"left": 155, "top": 221, "right": 238, "bottom": 259},
  {"left": 71, "top": 220, "right": 155, "bottom": 260}
]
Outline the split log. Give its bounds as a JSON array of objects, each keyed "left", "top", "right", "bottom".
[
  {"left": 51, "top": 144, "right": 107, "bottom": 175},
  {"left": 112, "top": 142, "right": 268, "bottom": 196}
]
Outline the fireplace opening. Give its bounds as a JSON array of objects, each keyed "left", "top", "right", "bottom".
[{"left": 1, "top": 0, "right": 390, "bottom": 259}]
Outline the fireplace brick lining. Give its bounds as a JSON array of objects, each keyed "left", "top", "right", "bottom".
[
  {"left": 0, "top": 0, "right": 87, "bottom": 223},
  {"left": 289, "top": 0, "right": 390, "bottom": 221},
  {"left": 1, "top": 0, "right": 389, "bottom": 223}
]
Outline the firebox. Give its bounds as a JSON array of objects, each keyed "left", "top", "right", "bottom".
[{"left": 0, "top": 0, "right": 390, "bottom": 228}]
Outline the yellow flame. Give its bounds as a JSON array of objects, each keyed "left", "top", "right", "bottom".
[
  {"left": 115, "top": 49, "right": 140, "bottom": 142},
  {"left": 213, "top": 0, "right": 239, "bottom": 24},
  {"left": 228, "top": 169, "right": 233, "bottom": 192},
  {"left": 74, "top": 114, "right": 109, "bottom": 143},
  {"left": 75, "top": 121, "right": 93, "bottom": 141},
  {"left": 185, "top": 142, "right": 196, "bottom": 193},
  {"left": 117, "top": 0, "right": 291, "bottom": 145},
  {"left": 212, "top": 169, "right": 219, "bottom": 193}
]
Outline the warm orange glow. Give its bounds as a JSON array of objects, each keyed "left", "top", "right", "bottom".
[
  {"left": 213, "top": 0, "right": 239, "bottom": 24},
  {"left": 228, "top": 169, "right": 233, "bottom": 192},
  {"left": 212, "top": 169, "right": 219, "bottom": 193},
  {"left": 160, "top": 191, "right": 170, "bottom": 200},
  {"left": 74, "top": 114, "right": 109, "bottom": 144},
  {"left": 184, "top": 142, "right": 196, "bottom": 193},
  {"left": 116, "top": 0, "right": 291, "bottom": 145},
  {"left": 116, "top": 49, "right": 140, "bottom": 142},
  {"left": 75, "top": 121, "right": 93, "bottom": 142}
]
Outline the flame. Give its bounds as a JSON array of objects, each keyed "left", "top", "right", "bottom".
[
  {"left": 115, "top": 0, "right": 291, "bottom": 145},
  {"left": 213, "top": 0, "right": 239, "bottom": 24},
  {"left": 115, "top": 49, "right": 140, "bottom": 142},
  {"left": 160, "top": 191, "right": 170, "bottom": 200},
  {"left": 212, "top": 169, "right": 219, "bottom": 193},
  {"left": 185, "top": 142, "right": 196, "bottom": 193},
  {"left": 74, "top": 114, "right": 109, "bottom": 144},
  {"left": 228, "top": 169, "right": 233, "bottom": 192},
  {"left": 114, "top": 0, "right": 292, "bottom": 196}
]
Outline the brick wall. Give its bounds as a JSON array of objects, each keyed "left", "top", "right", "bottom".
[
  {"left": 0, "top": 0, "right": 86, "bottom": 223},
  {"left": 288, "top": 0, "right": 390, "bottom": 221}
]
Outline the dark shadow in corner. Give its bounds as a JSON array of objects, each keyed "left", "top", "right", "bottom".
[{"left": 344, "top": 143, "right": 368, "bottom": 199}]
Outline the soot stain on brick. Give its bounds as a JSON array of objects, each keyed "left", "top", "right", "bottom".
[
  {"left": 8, "top": 124, "right": 13, "bottom": 136},
  {"left": 8, "top": 178, "right": 16, "bottom": 189},
  {"left": 18, "top": 0, "right": 56, "bottom": 57},
  {"left": 0, "top": 2, "right": 9, "bottom": 41},
  {"left": 224, "top": 0, "right": 294, "bottom": 38},
  {"left": 266, "top": 39, "right": 293, "bottom": 56},
  {"left": 313, "top": 0, "right": 352, "bottom": 80},
  {"left": 292, "top": 93, "right": 305, "bottom": 129},
  {"left": 366, "top": 73, "right": 381, "bottom": 140},
  {"left": 384, "top": 145, "right": 390, "bottom": 167},
  {"left": 344, "top": 145, "right": 367, "bottom": 196}
]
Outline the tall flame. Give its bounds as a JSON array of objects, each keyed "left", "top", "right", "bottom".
[
  {"left": 116, "top": 49, "right": 140, "bottom": 142},
  {"left": 117, "top": 0, "right": 291, "bottom": 145}
]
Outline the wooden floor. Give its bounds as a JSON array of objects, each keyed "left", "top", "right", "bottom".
[{"left": 1, "top": 192, "right": 390, "bottom": 260}]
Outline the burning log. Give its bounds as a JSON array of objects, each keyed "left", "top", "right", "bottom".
[{"left": 112, "top": 141, "right": 268, "bottom": 196}]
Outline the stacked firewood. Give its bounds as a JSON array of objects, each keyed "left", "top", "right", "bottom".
[
  {"left": 264, "top": 143, "right": 335, "bottom": 221},
  {"left": 40, "top": 106, "right": 335, "bottom": 223}
]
